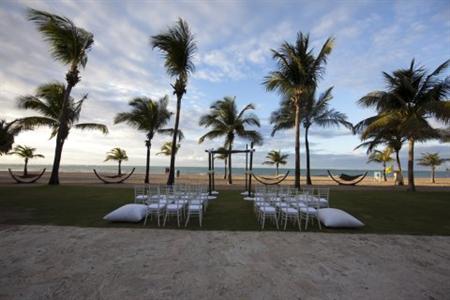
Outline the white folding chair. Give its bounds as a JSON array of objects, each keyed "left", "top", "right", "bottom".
[
  {"left": 185, "top": 192, "right": 203, "bottom": 227},
  {"left": 299, "top": 194, "right": 322, "bottom": 230},
  {"left": 134, "top": 185, "right": 149, "bottom": 203}
]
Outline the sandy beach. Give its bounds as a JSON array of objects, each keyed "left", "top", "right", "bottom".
[
  {"left": 0, "top": 225, "right": 449, "bottom": 299},
  {"left": 1, "top": 170, "right": 449, "bottom": 191}
]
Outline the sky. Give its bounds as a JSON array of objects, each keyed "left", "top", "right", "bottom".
[{"left": 1, "top": 0, "right": 449, "bottom": 171}]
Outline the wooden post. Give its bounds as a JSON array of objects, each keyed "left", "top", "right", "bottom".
[
  {"left": 208, "top": 150, "right": 212, "bottom": 195},
  {"left": 212, "top": 152, "right": 215, "bottom": 192},
  {"left": 248, "top": 142, "right": 254, "bottom": 197},
  {"left": 245, "top": 144, "right": 248, "bottom": 192}
]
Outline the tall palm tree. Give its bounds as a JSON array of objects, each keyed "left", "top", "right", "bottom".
[
  {"left": 156, "top": 141, "right": 179, "bottom": 156},
  {"left": 263, "top": 32, "right": 334, "bottom": 189},
  {"left": 417, "top": 152, "right": 447, "bottom": 183},
  {"left": 270, "top": 87, "right": 351, "bottom": 184},
  {"left": 151, "top": 18, "right": 197, "bottom": 186},
  {"left": 367, "top": 148, "right": 394, "bottom": 181},
  {"left": 114, "top": 96, "right": 174, "bottom": 184},
  {"left": 27, "top": 9, "right": 94, "bottom": 185},
  {"left": 263, "top": 150, "right": 289, "bottom": 175},
  {"left": 0, "top": 119, "right": 23, "bottom": 155},
  {"left": 18, "top": 82, "right": 108, "bottom": 181},
  {"left": 215, "top": 146, "right": 228, "bottom": 179},
  {"left": 104, "top": 147, "right": 128, "bottom": 177},
  {"left": 9, "top": 145, "right": 44, "bottom": 176},
  {"left": 358, "top": 59, "right": 450, "bottom": 191},
  {"left": 198, "top": 96, "right": 263, "bottom": 184}
]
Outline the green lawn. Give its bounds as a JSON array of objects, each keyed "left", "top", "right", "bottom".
[{"left": 0, "top": 186, "right": 449, "bottom": 235}]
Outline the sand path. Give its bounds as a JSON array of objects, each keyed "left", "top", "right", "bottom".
[{"left": 1, "top": 226, "right": 449, "bottom": 299}]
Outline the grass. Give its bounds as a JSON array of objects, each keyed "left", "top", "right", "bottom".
[{"left": 0, "top": 185, "right": 449, "bottom": 235}]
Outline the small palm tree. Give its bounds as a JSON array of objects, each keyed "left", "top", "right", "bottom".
[
  {"left": 27, "top": 9, "right": 94, "bottom": 185},
  {"left": 18, "top": 83, "right": 108, "bottom": 182},
  {"left": 9, "top": 145, "right": 44, "bottom": 177},
  {"left": 263, "top": 150, "right": 289, "bottom": 175},
  {"left": 151, "top": 18, "right": 197, "bottom": 186},
  {"left": 0, "top": 119, "right": 23, "bottom": 155},
  {"left": 263, "top": 32, "right": 334, "bottom": 189},
  {"left": 367, "top": 148, "right": 394, "bottom": 181},
  {"left": 270, "top": 87, "right": 352, "bottom": 184},
  {"left": 199, "top": 96, "right": 263, "bottom": 184},
  {"left": 417, "top": 153, "right": 447, "bottom": 183},
  {"left": 156, "top": 141, "right": 179, "bottom": 156},
  {"left": 358, "top": 59, "right": 450, "bottom": 191},
  {"left": 215, "top": 146, "right": 228, "bottom": 179},
  {"left": 114, "top": 96, "right": 174, "bottom": 184},
  {"left": 104, "top": 147, "right": 128, "bottom": 177},
  {"left": 354, "top": 121, "right": 406, "bottom": 185}
]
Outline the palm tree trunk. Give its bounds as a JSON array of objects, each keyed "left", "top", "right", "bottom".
[
  {"left": 407, "top": 137, "right": 416, "bottom": 192},
  {"left": 224, "top": 158, "right": 227, "bottom": 179},
  {"left": 294, "top": 103, "right": 301, "bottom": 190},
  {"left": 228, "top": 143, "right": 233, "bottom": 184},
  {"left": 383, "top": 162, "right": 387, "bottom": 181},
  {"left": 49, "top": 75, "right": 75, "bottom": 185},
  {"left": 167, "top": 95, "right": 182, "bottom": 186},
  {"left": 431, "top": 166, "right": 435, "bottom": 183},
  {"left": 305, "top": 126, "right": 312, "bottom": 185},
  {"left": 145, "top": 140, "right": 151, "bottom": 184},
  {"left": 48, "top": 132, "right": 66, "bottom": 185},
  {"left": 118, "top": 160, "right": 122, "bottom": 176},
  {"left": 24, "top": 158, "right": 28, "bottom": 177},
  {"left": 395, "top": 150, "right": 404, "bottom": 186},
  {"left": 276, "top": 163, "right": 279, "bottom": 176}
]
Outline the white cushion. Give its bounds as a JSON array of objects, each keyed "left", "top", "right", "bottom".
[
  {"left": 104, "top": 204, "right": 147, "bottom": 222},
  {"left": 259, "top": 206, "right": 276, "bottom": 213},
  {"left": 318, "top": 208, "right": 364, "bottom": 228},
  {"left": 281, "top": 207, "right": 298, "bottom": 214},
  {"left": 300, "top": 207, "right": 317, "bottom": 215},
  {"left": 166, "top": 204, "right": 182, "bottom": 210},
  {"left": 243, "top": 197, "right": 255, "bottom": 201},
  {"left": 188, "top": 204, "right": 202, "bottom": 210},
  {"left": 207, "top": 196, "right": 216, "bottom": 200},
  {"left": 135, "top": 195, "right": 147, "bottom": 201}
]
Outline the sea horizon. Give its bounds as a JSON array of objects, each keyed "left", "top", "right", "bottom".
[{"left": 1, "top": 163, "right": 448, "bottom": 178}]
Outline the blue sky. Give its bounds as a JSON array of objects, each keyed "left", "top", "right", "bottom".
[{"left": 1, "top": 0, "right": 449, "bottom": 170}]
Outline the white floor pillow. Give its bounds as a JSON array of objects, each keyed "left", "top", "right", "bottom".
[
  {"left": 318, "top": 208, "right": 364, "bottom": 228},
  {"left": 104, "top": 204, "right": 147, "bottom": 222}
]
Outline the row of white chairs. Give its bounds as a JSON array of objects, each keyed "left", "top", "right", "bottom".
[
  {"left": 134, "top": 185, "right": 217, "bottom": 227},
  {"left": 251, "top": 186, "right": 330, "bottom": 230}
]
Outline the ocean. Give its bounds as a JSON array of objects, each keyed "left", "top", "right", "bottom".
[{"left": 1, "top": 164, "right": 449, "bottom": 178}]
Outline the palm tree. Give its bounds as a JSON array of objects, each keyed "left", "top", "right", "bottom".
[
  {"left": 417, "top": 152, "right": 447, "bottom": 183},
  {"left": 358, "top": 59, "right": 450, "bottom": 191},
  {"left": 263, "top": 32, "right": 334, "bottom": 189},
  {"left": 18, "top": 83, "right": 108, "bottom": 182},
  {"left": 104, "top": 147, "right": 128, "bottom": 177},
  {"left": 151, "top": 18, "right": 197, "bottom": 186},
  {"left": 9, "top": 145, "right": 44, "bottom": 176},
  {"left": 263, "top": 150, "right": 289, "bottom": 175},
  {"left": 198, "top": 96, "right": 263, "bottom": 184},
  {"left": 0, "top": 119, "right": 23, "bottom": 155},
  {"left": 114, "top": 96, "right": 174, "bottom": 184},
  {"left": 354, "top": 122, "right": 406, "bottom": 185},
  {"left": 270, "top": 87, "right": 351, "bottom": 184},
  {"left": 156, "top": 141, "right": 179, "bottom": 156},
  {"left": 27, "top": 9, "right": 94, "bottom": 185},
  {"left": 215, "top": 146, "right": 228, "bottom": 179},
  {"left": 367, "top": 148, "right": 394, "bottom": 181}
]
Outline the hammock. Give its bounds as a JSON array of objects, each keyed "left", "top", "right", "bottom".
[
  {"left": 8, "top": 168, "right": 46, "bottom": 184},
  {"left": 252, "top": 171, "right": 290, "bottom": 185},
  {"left": 93, "top": 168, "right": 135, "bottom": 184},
  {"left": 327, "top": 170, "right": 368, "bottom": 186}
]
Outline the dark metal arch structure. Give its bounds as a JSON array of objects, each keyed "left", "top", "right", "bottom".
[
  {"left": 252, "top": 171, "right": 290, "bottom": 186},
  {"left": 93, "top": 168, "right": 136, "bottom": 184},
  {"left": 8, "top": 168, "right": 46, "bottom": 184},
  {"left": 327, "top": 170, "right": 368, "bottom": 186}
]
